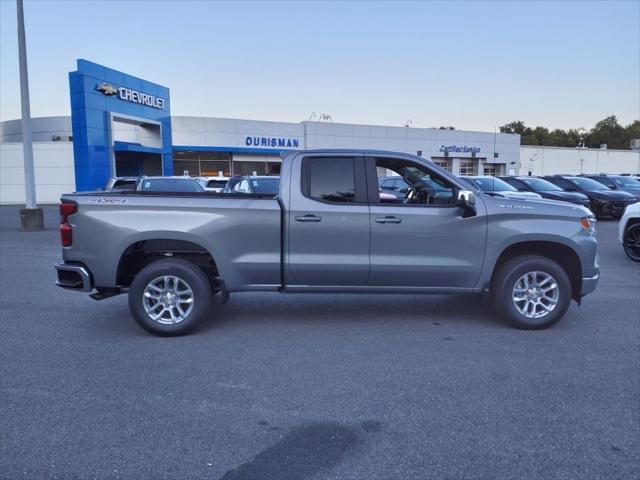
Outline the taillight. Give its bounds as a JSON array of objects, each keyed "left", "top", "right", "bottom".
[{"left": 59, "top": 201, "right": 77, "bottom": 247}]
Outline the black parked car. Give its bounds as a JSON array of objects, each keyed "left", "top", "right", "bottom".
[
  {"left": 500, "top": 176, "right": 591, "bottom": 207},
  {"left": 543, "top": 175, "right": 636, "bottom": 219},
  {"left": 581, "top": 174, "right": 640, "bottom": 201}
]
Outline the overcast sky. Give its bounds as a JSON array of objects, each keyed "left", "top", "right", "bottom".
[{"left": 1, "top": 0, "right": 638, "bottom": 132}]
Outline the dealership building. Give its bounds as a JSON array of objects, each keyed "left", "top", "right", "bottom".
[{"left": 1, "top": 59, "right": 639, "bottom": 204}]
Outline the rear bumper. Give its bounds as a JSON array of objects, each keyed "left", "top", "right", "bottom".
[{"left": 55, "top": 261, "right": 93, "bottom": 292}]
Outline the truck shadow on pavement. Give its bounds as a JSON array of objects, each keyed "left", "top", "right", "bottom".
[
  {"left": 201, "top": 293, "right": 505, "bottom": 332},
  {"left": 218, "top": 420, "right": 378, "bottom": 480}
]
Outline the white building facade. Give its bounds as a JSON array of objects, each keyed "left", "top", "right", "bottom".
[
  {"left": 519, "top": 145, "right": 640, "bottom": 177},
  {"left": 1, "top": 115, "right": 520, "bottom": 203},
  {"left": 1, "top": 115, "right": 639, "bottom": 204}
]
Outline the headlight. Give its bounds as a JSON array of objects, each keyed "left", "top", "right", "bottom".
[{"left": 580, "top": 216, "right": 597, "bottom": 236}]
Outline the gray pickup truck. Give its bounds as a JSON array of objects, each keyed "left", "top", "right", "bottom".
[{"left": 55, "top": 150, "right": 599, "bottom": 335}]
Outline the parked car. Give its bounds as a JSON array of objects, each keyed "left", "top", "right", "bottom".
[
  {"left": 500, "top": 176, "right": 591, "bottom": 207},
  {"left": 104, "top": 176, "right": 139, "bottom": 191},
  {"left": 137, "top": 176, "right": 204, "bottom": 193},
  {"left": 197, "top": 176, "right": 229, "bottom": 193},
  {"left": 582, "top": 174, "right": 640, "bottom": 201},
  {"left": 378, "top": 174, "right": 452, "bottom": 203},
  {"left": 618, "top": 202, "right": 640, "bottom": 262},
  {"left": 223, "top": 176, "right": 243, "bottom": 193},
  {"left": 55, "top": 149, "right": 598, "bottom": 336},
  {"left": 230, "top": 176, "right": 280, "bottom": 195},
  {"left": 543, "top": 175, "right": 637, "bottom": 219},
  {"left": 378, "top": 175, "right": 410, "bottom": 198},
  {"left": 459, "top": 176, "right": 542, "bottom": 200}
]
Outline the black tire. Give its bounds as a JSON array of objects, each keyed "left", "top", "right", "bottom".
[
  {"left": 128, "top": 258, "right": 212, "bottom": 336},
  {"left": 491, "top": 255, "right": 572, "bottom": 330},
  {"left": 623, "top": 224, "right": 640, "bottom": 262}
]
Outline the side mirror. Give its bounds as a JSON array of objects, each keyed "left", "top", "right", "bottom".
[
  {"left": 457, "top": 189, "right": 476, "bottom": 206},
  {"left": 399, "top": 188, "right": 409, "bottom": 194},
  {"left": 457, "top": 189, "right": 477, "bottom": 217}
]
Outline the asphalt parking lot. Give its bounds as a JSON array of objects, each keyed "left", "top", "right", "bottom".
[{"left": 0, "top": 205, "right": 638, "bottom": 480}]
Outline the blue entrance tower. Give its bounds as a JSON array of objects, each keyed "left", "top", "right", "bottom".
[{"left": 69, "top": 59, "right": 173, "bottom": 191}]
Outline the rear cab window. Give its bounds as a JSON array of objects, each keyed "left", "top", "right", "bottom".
[{"left": 302, "top": 157, "right": 366, "bottom": 203}]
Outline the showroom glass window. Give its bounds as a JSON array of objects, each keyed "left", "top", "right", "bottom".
[
  {"left": 433, "top": 159, "right": 451, "bottom": 172},
  {"left": 482, "top": 163, "right": 504, "bottom": 176},
  {"left": 306, "top": 157, "right": 356, "bottom": 203},
  {"left": 459, "top": 159, "right": 476, "bottom": 176}
]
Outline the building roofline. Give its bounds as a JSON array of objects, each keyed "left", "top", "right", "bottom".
[{"left": 520, "top": 144, "right": 638, "bottom": 153}]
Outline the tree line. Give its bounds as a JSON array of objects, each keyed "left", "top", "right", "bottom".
[{"left": 499, "top": 116, "right": 639, "bottom": 150}]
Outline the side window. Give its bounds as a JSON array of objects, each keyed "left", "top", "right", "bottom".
[
  {"left": 553, "top": 178, "right": 572, "bottom": 189},
  {"left": 396, "top": 178, "right": 410, "bottom": 192},
  {"left": 373, "top": 157, "right": 456, "bottom": 206},
  {"left": 304, "top": 157, "right": 356, "bottom": 203},
  {"left": 509, "top": 178, "right": 527, "bottom": 191},
  {"left": 380, "top": 179, "right": 393, "bottom": 190},
  {"left": 598, "top": 177, "right": 615, "bottom": 188}
]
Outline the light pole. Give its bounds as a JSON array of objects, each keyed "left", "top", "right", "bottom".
[
  {"left": 16, "top": 0, "right": 43, "bottom": 230},
  {"left": 577, "top": 128, "right": 586, "bottom": 174}
]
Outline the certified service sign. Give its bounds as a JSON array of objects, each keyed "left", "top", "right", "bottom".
[{"left": 96, "top": 82, "right": 166, "bottom": 110}]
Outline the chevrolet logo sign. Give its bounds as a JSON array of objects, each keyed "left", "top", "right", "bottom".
[{"left": 95, "top": 82, "right": 118, "bottom": 96}]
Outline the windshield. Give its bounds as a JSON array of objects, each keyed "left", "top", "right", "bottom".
[
  {"left": 612, "top": 176, "right": 640, "bottom": 187},
  {"left": 568, "top": 177, "right": 609, "bottom": 190},
  {"left": 140, "top": 179, "right": 204, "bottom": 192},
  {"left": 519, "top": 177, "right": 563, "bottom": 191},
  {"left": 471, "top": 177, "right": 517, "bottom": 192},
  {"left": 251, "top": 178, "right": 280, "bottom": 194}
]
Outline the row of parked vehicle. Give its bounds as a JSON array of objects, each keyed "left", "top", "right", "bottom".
[
  {"left": 456, "top": 174, "right": 639, "bottom": 220},
  {"left": 378, "top": 172, "right": 640, "bottom": 262},
  {"left": 105, "top": 175, "right": 281, "bottom": 195}
]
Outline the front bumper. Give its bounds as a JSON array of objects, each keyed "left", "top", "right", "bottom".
[
  {"left": 580, "top": 272, "right": 599, "bottom": 297},
  {"left": 55, "top": 261, "right": 93, "bottom": 292},
  {"left": 600, "top": 200, "right": 636, "bottom": 218}
]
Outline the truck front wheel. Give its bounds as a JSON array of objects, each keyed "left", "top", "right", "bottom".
[
  {"left": 128, "top": 258, "right": 212, "bottom": 336},
  {"left": 491, "top": 255, "right": 572, "bottom": 330}
]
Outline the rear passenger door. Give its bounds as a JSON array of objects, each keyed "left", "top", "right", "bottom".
[{"left": 287, "top": 155, "right": 370, "bottom": 286}]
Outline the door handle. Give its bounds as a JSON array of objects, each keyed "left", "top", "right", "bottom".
[
  {"left": 375, "top": 216, "right": 402, "bottom": 224},
  {"left": 295, "top": 214, "right": 322, "bottom": 222}
]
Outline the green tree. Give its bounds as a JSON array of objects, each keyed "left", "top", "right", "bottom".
[
  {"left": 499, "top": 116, "right": 639, "bottom": 149},
  {"left": 499, "top": 121, "right": 529, "bottom": 135},
  {"left": 587, "top": 115, "right": 627, "bottom": 149}
]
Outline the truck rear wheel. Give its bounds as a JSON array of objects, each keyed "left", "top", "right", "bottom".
[
  {"left": 128, "top": 258, "right": 212, "bottom": 336},
  {"left": 491, "top": 255, "right": 572, "bottom": 330}
]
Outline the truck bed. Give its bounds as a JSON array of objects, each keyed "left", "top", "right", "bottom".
[{"left": 61, "top": 191, "right": 282, "bottom": 291}]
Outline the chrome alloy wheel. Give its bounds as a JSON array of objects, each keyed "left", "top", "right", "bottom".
[
  {"left": 624, "top": 226, "right": 640, "bottom": 261},
  {"left": 142, "top": 275, "right": 194, "bottom": 325},
  {"left": 512, "top": 271, "right": 559, "bottom": 319}
]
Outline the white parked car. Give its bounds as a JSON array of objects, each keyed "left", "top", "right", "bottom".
[
  {"left": 618, "top": 202, "right": 640, "bottom": 262},
  {"left": 197, "top": 176, "right": 229, "bottom": 193}
]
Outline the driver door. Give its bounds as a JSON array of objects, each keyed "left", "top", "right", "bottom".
[{"left": 366, "top": 155, "right": 487, "bottom": 289}]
